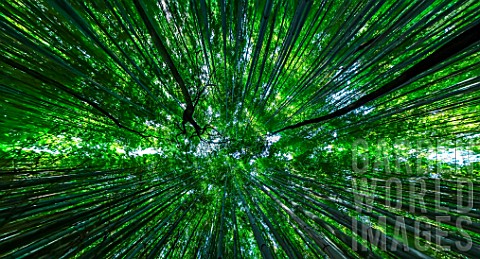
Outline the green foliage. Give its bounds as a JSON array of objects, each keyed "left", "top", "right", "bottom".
[{"left": 1, "top": 0, "right": 480, "bottom": 258}]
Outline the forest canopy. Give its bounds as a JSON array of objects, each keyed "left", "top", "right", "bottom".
[{"left": 1, "top": 0, "right": 480, "bottom": 258}]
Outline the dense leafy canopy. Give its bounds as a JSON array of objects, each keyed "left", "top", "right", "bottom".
[{"left": 1, "top": 0, "right": 480, "bottom": 258}]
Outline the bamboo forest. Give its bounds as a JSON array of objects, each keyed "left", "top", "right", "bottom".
[{"left": 2, "top": 0, "right": 480, "bottom": 258}]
